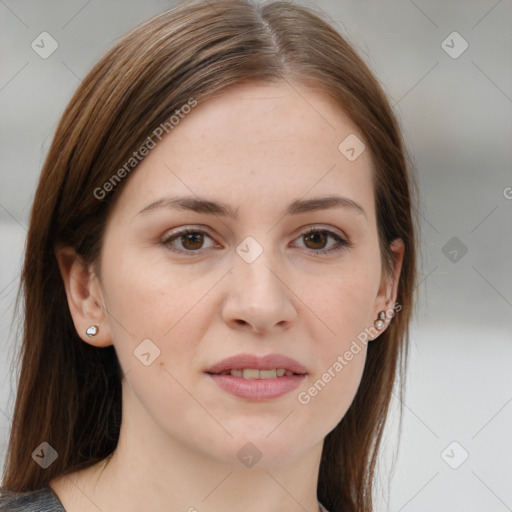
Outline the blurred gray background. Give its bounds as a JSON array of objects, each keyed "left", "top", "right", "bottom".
[{"left": 1, "top": 0, "right": 511, "bottom": 510}]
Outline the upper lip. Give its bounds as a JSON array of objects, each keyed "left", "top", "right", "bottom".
[{"left": 205, "top": 353, "right": 308, "bottom": 375}]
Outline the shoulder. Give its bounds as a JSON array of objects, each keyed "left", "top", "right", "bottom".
[{"left": 0, "top": 487, "right": 65, "bottom": 511}]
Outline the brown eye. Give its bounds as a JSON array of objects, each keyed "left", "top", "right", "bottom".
[
  {"left": 181, "top": 232, "right": 204, "bottom": 250},
  {"left": 303, "top": 231, "right": 329, "bottom": 250},
  {"left": 162, "top": 227, "right": 351, "bottom": 256},
  {"left": 162, "top": 229, "right": 217, "bottom": 254},
  {"left": 294, "top": 228, "right": 352, "bottom": 255}
]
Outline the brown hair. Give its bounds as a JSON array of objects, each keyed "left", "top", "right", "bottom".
[{"left": 1, "top": 1, "right": 419, "bottom": 510}]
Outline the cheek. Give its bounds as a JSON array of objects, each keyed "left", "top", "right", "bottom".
[
  {"left": 295, "top": 277, "right": 371, "bottom": 434},
  {"left": 295, "top": 256, "right": 380, "bottom": 343},
  {"left": 100, "top": 247, "right": 215, "bottom": 341},
  {"left": 289, "top": 259, "right": 377, "bottom": 424},
  {"left": 297, "top": 350, "right": 368, "bottom": 439},
  {"left": 99, "top": 247, "right": 225, "bottom": 397}
]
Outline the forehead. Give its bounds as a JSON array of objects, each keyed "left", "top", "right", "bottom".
[{"left": 109, "top": 81, "right": 375, "bottom": 221}]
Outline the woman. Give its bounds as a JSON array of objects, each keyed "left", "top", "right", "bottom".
[{"left": 0, "top": 0, "right": 418, "bottom": 510}]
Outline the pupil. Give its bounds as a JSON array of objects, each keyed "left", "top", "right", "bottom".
[
  {"left": 183, "top": 233, "right": 203, "bottom": 250},
  {"left": 305, "top": 232, "right": 326, "bottom": 249}
]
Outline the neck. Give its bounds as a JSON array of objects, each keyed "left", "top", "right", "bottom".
[{"left": 52, "top": 384, "right": 324, "bottom": 512}]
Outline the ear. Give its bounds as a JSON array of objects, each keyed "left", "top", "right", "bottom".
[
  {"left": 55, "top": 246, "right": 113, "bottom": 347},
  {"left": 373, "top": 237, "right": 405, "bottom": 334}
]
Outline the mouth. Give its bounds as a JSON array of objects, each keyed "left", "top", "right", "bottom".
[
  {"left": 209, "top": 368, "right": 302, "bottom": 379},
  {"left": 205, "top": 352, "right": 308, "bottom": 376},
  {"left": 204, "top": 353, "right": 308, "bottom": 401}
]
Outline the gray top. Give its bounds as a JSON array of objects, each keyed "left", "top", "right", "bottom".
[
  {"left": 0, "top": 486, "right": 330, "bottom": 511},
  {"left": 0, "top": 487, "right": 66, "bottom": 511}
]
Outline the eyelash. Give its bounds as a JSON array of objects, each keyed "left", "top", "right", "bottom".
[{"left": 161, "top": 227, "right": 352, "bottom": 256}]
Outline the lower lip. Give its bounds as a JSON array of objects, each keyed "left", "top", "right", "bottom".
[{"left": 206, "top": 373, "right": 306, "bottom": 401}]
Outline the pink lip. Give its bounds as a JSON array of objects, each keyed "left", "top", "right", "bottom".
[
  {"left": 205, "top": 353, "right": 308, "bottom": 375},
  {"left": 207, "top": 374, "right": 306, "bottom": 401},
  {"left": 205, "top": 353, "right": 308, "bottom": 401}
]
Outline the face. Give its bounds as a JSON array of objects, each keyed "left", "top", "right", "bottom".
[{"left": 79, "top": 81, "right": 402, "bottom": 467}]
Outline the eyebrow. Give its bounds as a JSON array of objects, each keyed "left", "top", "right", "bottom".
[{"left": 138, "top": 194, "right": 367, "bottom": 219}]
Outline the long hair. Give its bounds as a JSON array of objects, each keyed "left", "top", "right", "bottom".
[{"left": 1, "top": 1, "right": 419, "bottom": 510}]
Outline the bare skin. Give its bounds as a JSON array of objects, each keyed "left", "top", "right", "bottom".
[{"left": 52, "top": 80, "right": 403, "bottom": 512}]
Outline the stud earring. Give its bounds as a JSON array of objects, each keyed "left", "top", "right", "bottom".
[
  {"left": 374, "top": 311, "right": 386, "bottom": 330},
  {"left": 86, "top": 325, "right": 99, "bottom": 337}
]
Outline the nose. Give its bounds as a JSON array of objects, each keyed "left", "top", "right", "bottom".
[{"left": 221, "top": 247, "right": 297, "bottom": 335}]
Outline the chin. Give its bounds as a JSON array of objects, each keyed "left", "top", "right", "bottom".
[{"left": 214, "top": 431, "right": 312, "bottom": 469}]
